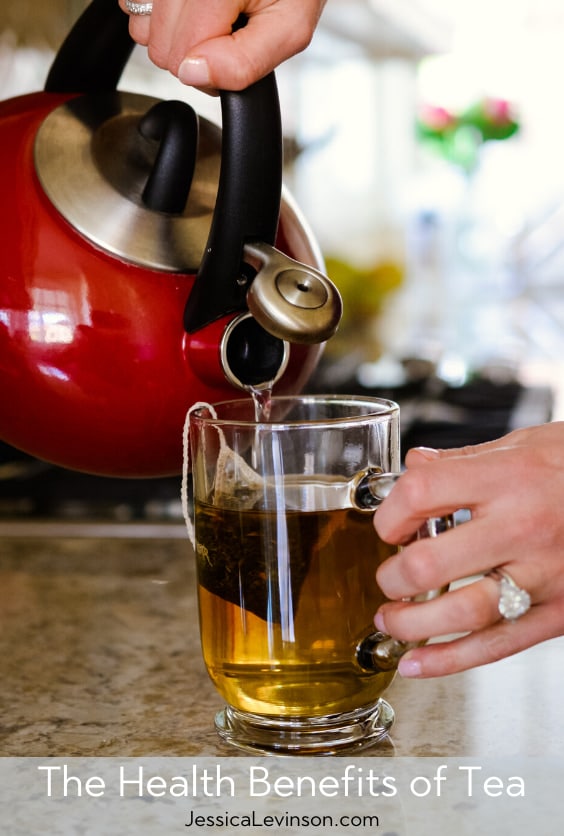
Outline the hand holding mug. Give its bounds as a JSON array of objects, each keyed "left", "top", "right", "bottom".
[{"left": 373, "top": 422, "right": 564, "bottom": 678}]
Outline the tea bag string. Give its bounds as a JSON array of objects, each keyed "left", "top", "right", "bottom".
[{"left": 182, "top": 402, "right": 220, "bottom": 547}]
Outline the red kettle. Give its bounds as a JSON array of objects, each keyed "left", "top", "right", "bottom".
[{"left": 0, "top": 0, "right": 341, "bottom": 478}]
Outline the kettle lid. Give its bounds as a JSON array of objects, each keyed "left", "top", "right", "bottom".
[{"left": 34, "top": 91, "right": 221, "bottom": 271}]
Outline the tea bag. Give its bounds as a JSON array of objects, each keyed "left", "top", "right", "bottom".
[{"left": 183, "top": 402, "right": 316, "bottom": 624}]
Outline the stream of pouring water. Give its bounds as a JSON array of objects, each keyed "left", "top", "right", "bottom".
[
  {"left": 248, "top": 385, "right": 273, "bottom": 473},
  {"left": 249, "top": 385, "right": 273, "bottom": 422}
]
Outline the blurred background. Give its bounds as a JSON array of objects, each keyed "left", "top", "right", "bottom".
[{"left": 1, "top": 0, "right": 562, "bottom": 525}]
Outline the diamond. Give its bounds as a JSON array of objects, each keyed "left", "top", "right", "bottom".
[{"left": 498, "top": 576, "right": 531, "bottom": 621}]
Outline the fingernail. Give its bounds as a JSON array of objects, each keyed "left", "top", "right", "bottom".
[
  {"left": 178, "top": 57, "right": 211, "bottom": 87},
  {"left": 374, "top": 610, "right": 386, "bottom": 633},
  {"left": 414, "top": 446, "right": 439, "bottom": 460},
  {"left": 398, "top": 654, "right": 423, "bottom": 678}
]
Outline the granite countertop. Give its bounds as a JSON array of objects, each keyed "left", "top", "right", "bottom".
[{"left": 1, "top": 524, "right": 563, "bottom": 759}]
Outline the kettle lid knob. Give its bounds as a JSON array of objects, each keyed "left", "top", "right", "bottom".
[{"left": 245, "top": 242, "right": 342, "bottom": 344}]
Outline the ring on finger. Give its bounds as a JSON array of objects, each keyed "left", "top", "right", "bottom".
[
  {"left": 125, "top": 1, "right": 153, "bottom": 15},
  {"left": 487, "top": 568, "right": 531, "bottom": 622}
]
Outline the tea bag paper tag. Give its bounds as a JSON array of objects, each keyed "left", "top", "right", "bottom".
[{"left": 213, "top": 443, "right": 265, "bottom": 508}]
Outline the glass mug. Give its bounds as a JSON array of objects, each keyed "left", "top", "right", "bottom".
[{"left": 189, "top": 396, "right": 453, "bottom": 755}]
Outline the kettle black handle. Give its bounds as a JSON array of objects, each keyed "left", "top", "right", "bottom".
[
  {"left": 183, "top": 75, "right": 282, "bottom": 332},
  {"left": 45, "top": 0, "right": 134, "bottom": 93},
  {"left": 183, "top": 11, "right": 282, "bottom": 331},
  {"left": 44, "top": 0, "right": 283, "bottom": 334}
]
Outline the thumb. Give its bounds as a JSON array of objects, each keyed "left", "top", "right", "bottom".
[
  {"left": 178, "top": 14, "right": 314, "bottom": 91},
  {"left": 404, "top": 446, "right": 440, "bottom": 466},
  {"left": 405, "top": 432, "right": 520, "bottom": 467},
  {"left": 178, "top": 35, "right": 268, "bottom": 90}
]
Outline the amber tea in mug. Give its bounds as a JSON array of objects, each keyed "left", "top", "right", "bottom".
[{"left": 195, "top": 499, "right": 396, "bottom": 718}]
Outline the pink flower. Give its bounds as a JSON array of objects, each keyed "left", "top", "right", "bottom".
[
  {"left": 419, "top": 104, "right": 455, "bottom": 131},
  {"left": 483, "top": 97, "right": 513, "bottom": 125}
]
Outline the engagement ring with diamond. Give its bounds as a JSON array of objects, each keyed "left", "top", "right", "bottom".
[{"left": 488, "top": 568, "right": 531, "bottom": 622}]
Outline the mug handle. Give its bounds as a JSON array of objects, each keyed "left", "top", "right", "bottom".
[{"left": 351, "top": 470, "right": 455, "bottom": 673}]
